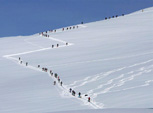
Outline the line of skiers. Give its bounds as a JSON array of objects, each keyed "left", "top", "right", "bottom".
[
  {"left": 62, "top": 25, "right": 79, "bottom": 31},
  {"left": 69, "top": 88, "right": 90, "bottom": 102},
  {"left": 18, "top": 57, "right": 63, "bottom": 87},
  {"left": 39, "top": 24, "right": 81, "bottom": 36},
  {"left": 18, "top": 57, "right": 90, "bottom": 102},
  {"left": 53, "top": 73, "right": 63, "bottom": 86},
  {"left": 19, "top": 57, "right": 28, "bottom": 66},
  {"left": 40, "top": 32, "right": 69, "bottom": 47},
  {"left": 105, "top": 14, "right": 124, "bottom": 20}
]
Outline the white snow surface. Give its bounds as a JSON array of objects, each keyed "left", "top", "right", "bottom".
[{"left": 0, "top": 7, "right": 153, "bottom": 113}]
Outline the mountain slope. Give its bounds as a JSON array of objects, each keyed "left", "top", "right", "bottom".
[{"left": 0, "top": 7, "right": 153, "bottom": 113}]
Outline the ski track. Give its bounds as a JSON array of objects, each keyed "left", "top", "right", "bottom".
[
  {"left": 66, "top": 60, "right": 153, "bottom": 103},
  {"left": 3, "top": 33, "right": 103, "bottom": 109},
  {"left": 67, "top": 59, "right": 153, "bottom": 88},
  {"left": 91, "top": 65, "right": 153, "bottom": 99}
]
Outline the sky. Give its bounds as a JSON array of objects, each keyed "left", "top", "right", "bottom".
[{"left": 0, "top": 0, "right": 153, "bottom": 38}]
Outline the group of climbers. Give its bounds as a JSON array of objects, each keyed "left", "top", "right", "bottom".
[
  {"left": 18, "top": 57, "right": 91, "bottom": 102},
  {"left": 19, "top": 57, "right": 63, "bottom": 87},
  {"left": 39, "top": 22, "right": 84, "bottom": 36},
  {"left": 105, "top": 14, "right": 124, "bottom": 20},
  {"left": 52, "top": 73, "right": 63, "bottom": 86},
  {"left": 69, "top": 88, "right": 90, "bottom": 102},
  {"left": 39, "top": 31, "right": 69, "bottom": 48},
  {"left": 18, "top": 30, "right": 91, "bottom": 102},
  {"left": 62, "top": 25, "right": 79, "bottom": 31}
]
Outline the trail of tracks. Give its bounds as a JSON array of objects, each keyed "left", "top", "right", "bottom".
[{"left": 3, "top": 32, "right": 103, "bottom": 109}]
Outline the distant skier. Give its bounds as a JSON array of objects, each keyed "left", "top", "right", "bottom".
[
  {"left": 20, "top": 61, "right": 22, "bottom": 64},
  {"left": 88, "top": 97, "right": 90, "bottom": 102},
  {"left": 51, "top": 72, "right": 53, "bottom": 76},
  {"left": 26, "top": 62, "right": 28, "bottom": 66},
  {"left": 50, "top": 70, "right": 52, "bottom": 74},
  {"left": 78, "top": 92, "right": 81, "bottom": 98},
  {"left": 72, "top": 90, "right": 76, "bottom": 96},
  {"left": 45, "top": 68, "right": 48, "bottom": 72},
  {"left": 66, "top": 42, "right": 68, "bottom": 45},
  {"left": 19, "top": 57, "right": 21, "bottom": 60},
  {"left": 54, "top": 81, "right": 56, "bottom": 85},
  {"left": 60, "top": 81, "right": 63, "bottom": 86},
  {"left": 58, "top": 78, "right": 60, "bottom": 83},
  {"left": 54, "top": 73, "right": 58, "bottom": 78},
  {"left": 42, "top": 68, "right": 44, "bottom": 71},
  {"left": 69, "top": 88, "right": 72, "bottom": 93},
  {"left": 85, "top": 94, "right": 88, "bottom": 96},
  {"left": 57, "top": 44, "right": 59, "bottom": 47},
  {"left": 38, "top": 65, "right": 40, "bottom": 68},
  {"left": 52, "top": 45, "right": 54, "bottom": 48}
]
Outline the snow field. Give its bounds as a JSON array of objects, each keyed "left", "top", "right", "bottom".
[{"left": 0, "top": 7, "right": 153, "bottom": 113}]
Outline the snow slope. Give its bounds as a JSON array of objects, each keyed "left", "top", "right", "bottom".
[{"left": 0, "top": 7, "right": 153, "bottom": 113}]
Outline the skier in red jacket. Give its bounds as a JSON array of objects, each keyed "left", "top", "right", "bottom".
[{"left": 88, "top": 97, "right": 90, "bottom": 102}]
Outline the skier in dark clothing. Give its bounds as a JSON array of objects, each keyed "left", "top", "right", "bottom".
[
  {"left": 72, "top": 90, "right": 76, "bottom": 96},
  {"left": 85, "top": 94, "right": 88, "bottom": 96},
  {"left": 19, "top": 57, "right": 21, "bottom": 60},
  {"left": 78, "top": 92, "right": 81, "bottom": 98},
  {"left": 54, "top": 81, "right": 56, "bottom": 85},
  {"left": 38, "top": 65, "right": 40, "bottom": 68},
  {"left": 54, "top": 73, "right": 58, "bottom": 78},
  {"left": 60, "top": 81, "right": 63, "bottom": 86},
  {"left": 26, "top": 62, "right": 28, "bottom": 66},
  {"left": 50, "top": 70, "right": 52, "bottom": 74},
  {"left": 69, "top": 88, "right": 72, "bottom": 93},
  {"left": 51, "top": 72, "right": 53, "bottom": 76},
  {"left": 57, "top": 44, "right": 59, "bottom": 47}
]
